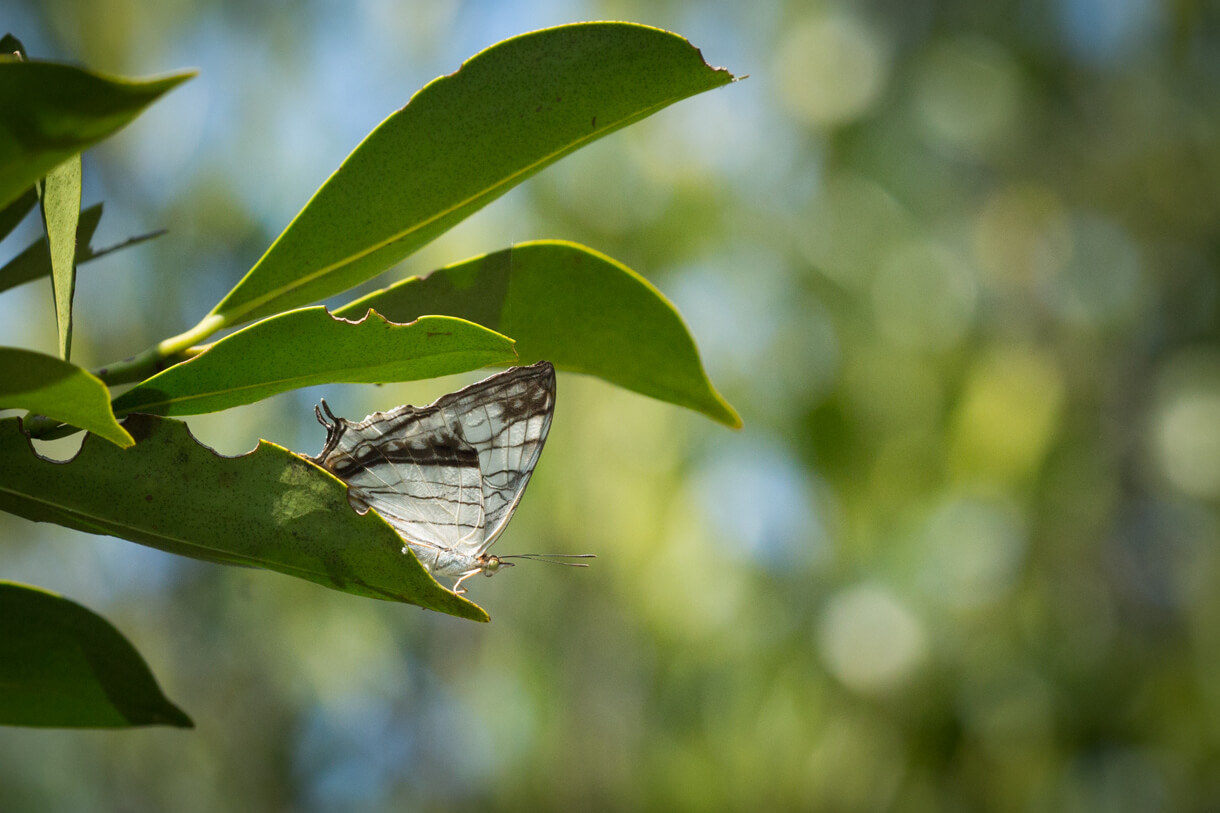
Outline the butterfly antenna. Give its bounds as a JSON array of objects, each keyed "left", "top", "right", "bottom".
[{"left": 498, "top": 553, "right": 596, "bottom": 568}]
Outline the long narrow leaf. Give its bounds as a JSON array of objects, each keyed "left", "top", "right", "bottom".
[
  {"left": 0, "top": 581, "right": 192, "bottom": 728},
  {"left": 110, "top": 308, "right": 517, "bottom": 417},
  {"left": 207, "top": 22, "right": 735, "bottom": 328},
  {"left": 336, "top": 241, "right": 742, "bottom": 427},
  {"left": 0, "top": 347, "right": 133, "bottom": 447},
  {"left": 37, "top": 156, "right": 81, "bottom": 360},
  {"left": 0, "top": 416, "right": 488, "bottom": 621}
]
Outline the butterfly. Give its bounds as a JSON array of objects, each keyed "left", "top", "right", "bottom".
[{"left": 309, "top": 361, "right": 593, "bottom": 594}]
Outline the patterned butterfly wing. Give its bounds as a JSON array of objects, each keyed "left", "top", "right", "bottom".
[
  {"left": 310, "top": 361, "right": 556, "bottom": 558},
  {"left": 312, "top": 402, "right": 486, "bottom": 553},
  {"left": 454, "top": 361, "right": 556, "bottom": 550}
]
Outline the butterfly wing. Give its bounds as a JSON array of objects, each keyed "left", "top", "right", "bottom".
[
  {"left": 310, "top": 361, "right": 555, "bottom": 557},
  {"left": 435, "top": 361, "right": 556, "bottom": 553},
  {"left": 310, "top": 404, "right": 487, "bottom": 555}
]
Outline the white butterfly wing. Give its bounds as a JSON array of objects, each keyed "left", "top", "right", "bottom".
[
  {"left": 310, "top": 361, "right": 555, "bottom": 557},
  {"left": 438, "top": 361, "right": 555, "bottom": 551},
  {"left": 316, "top": 407, "right": 486, "bottom": 552}
]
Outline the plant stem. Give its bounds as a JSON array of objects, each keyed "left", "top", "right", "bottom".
[
  {"left": 21, "top": 315, "right": 224, "bottom": 441},
  {"left": 19, "top": 415, "right": 78, "bottom": 441},
  {"left": 93, "top": 314, "right": 225, "bottom": 386}
]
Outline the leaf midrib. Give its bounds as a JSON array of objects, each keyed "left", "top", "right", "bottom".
[
  {"left": 114, "top": 346, "right": 514, "bottom": 413},
  {"left": 221, "top": 99, "right": 679, "bottom": 322}
]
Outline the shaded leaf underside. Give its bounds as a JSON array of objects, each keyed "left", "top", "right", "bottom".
[{"left": 0, "top": 581, "right": 193, "bottom": 728}]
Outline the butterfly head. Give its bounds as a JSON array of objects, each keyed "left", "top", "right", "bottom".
[
  {"left": 479, "top": 554, "right": 513, "bottom": 577},
  {"left": 455, "top": 552, "right": 595, "bottom": 594},
  {"left": 477, "top": 552, "right": 596, "bottom": 578}
]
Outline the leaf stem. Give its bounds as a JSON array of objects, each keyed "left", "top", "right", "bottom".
[
  {"left": 19, "top": 415, "right": 78, "bottom": 441},
  {"left": 93, "top": 314, "right": 225, "bottom": 386},
  {"left": 22, "top": 316, "right": 225, "bottom": 440},
  {"left": 23, "top": 314, "right": 223, "bottom": 437}
]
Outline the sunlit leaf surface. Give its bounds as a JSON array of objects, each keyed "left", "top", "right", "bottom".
[
  {"left": 110, "top": 308, "right": 517, "bottom": 417},
  {"left": 0, "top": 347, "right": 132, "bottom": 447},
  {"left": 208, "top": 22, "right": 735, "bottom": 327},
  {"left": 337, "top": 241, "right": 741, "bottom": 427},
  {"left": 38, "top": 155, "right": 81, "bottom": 360},
  {"left": 0, "top": 416, "right": 488, "bottom": 621}
]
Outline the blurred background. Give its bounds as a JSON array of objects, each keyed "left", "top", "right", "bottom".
[{"left": 3, "top": 0, "right": 1219, "bottom": 809}]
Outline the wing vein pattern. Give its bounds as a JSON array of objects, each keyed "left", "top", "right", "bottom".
[{"left": 309, "top": 361, "right": 556, "bottom": 565}]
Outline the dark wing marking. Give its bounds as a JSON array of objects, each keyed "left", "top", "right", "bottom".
[{"left": 310, "top": 361, "right": 555, "bottom": 555}]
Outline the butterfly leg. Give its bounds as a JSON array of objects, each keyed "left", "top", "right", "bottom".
[{"left": 452, "top": 568, "right": 481, "bottom": 595}]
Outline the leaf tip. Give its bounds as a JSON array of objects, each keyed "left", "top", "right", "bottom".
[
  {"left": 145, "top": 703, "right": 195, "bottom": 729},
  {"left": 101, "top": 426, "right": 137, "bottom": 449},
  {"left": 707, "top": 390, "right": 743, "bottom": 429}
]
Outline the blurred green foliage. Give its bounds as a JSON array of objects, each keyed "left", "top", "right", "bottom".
[{"left": 2, "top": 0, "right": 1219, "bottom": 810}]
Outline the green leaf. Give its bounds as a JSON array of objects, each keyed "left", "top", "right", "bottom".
[
  {"left": 0, "top": 33, "right": 28, "bottom": 60},
  {"left": 0, "top": 415, "right": 488, "bottom": 621},
  {"left": 207, "top": 22, "right": 735, "bottom": 328},
  {"left": 0, "top": 185, "right": 35, "bottom": 243},
  {"left": 0, "top": 346, "right": 133, "bottom": 447},
  {"left": 0, "top": 202, "right": 164, "bottom": 296},
  {"left": 0, "top": 60, "right": 194, "bottom": 209},
  {"left": 0, "top": 581, "right": 192, "bottom": 728},
  {"left": 37, "top": 155, "right": 82, "bottom": 360},
  {"left": 110, "top": 307, "right": 517, "bottom": 417},
  {"left": 336, "top": 241, "right": 742, "bottom": 428}
]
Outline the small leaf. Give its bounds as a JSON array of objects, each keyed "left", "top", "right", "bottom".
[
  {"left": 37, "top": 155, "right": 82, "bottom": 360},
  {"left": 110, "top": 307, "right": 517, "bottom": 417},
  {"left": 0, "top": 581, "right": 192, "bottom": 728},
  {"left": 336, "top": 241, "right": 742, "bottom": 428},
  {"left": 0, "top": 33, "right": 28, "bottom": 60},
  {"left": 0, "top": 416, "right": 488, "bottom": 620},
  {"left": 207, "top": 22, "right": 735, "bottom": 328},
  {"left": 0, "top": 346, "right": 133, "bottom": 447},
  {"left": 0, "top": 202, "right": 164, "bottom": 295},
  {"left": 0, "top": 60, "right": 194, "bottom": 209},
  {"left": 0, "top": 184, "right": 36, "bottom": 243},
  {"left": 0, "top": 201, "right": 99, "bottom": 294}
]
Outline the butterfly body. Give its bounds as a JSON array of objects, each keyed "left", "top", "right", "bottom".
[
  {"left": 418, "top": 547, "right": 508, "bottom": 583},
  {"left": 309, "top": 361, "right": 589, "bottom": 593}
]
